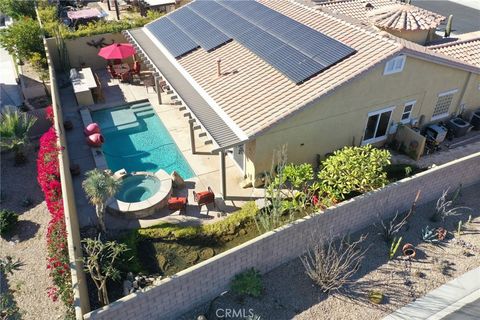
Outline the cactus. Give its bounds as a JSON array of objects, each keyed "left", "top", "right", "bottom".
[
  {"left": 389, "top": 236, "right": 402, "bottom": 260},
  {"left": 422, "top": 225, "right": 440, "bottom": 243},
  {"left": 445, "top": 15, "right": 453, "bottom": 37}
]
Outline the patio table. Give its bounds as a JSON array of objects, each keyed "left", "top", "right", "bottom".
[{"left": 113, "top": 63, "right": 130, "bottom": 75}]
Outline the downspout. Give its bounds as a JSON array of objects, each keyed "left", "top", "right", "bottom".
[{"left": 456, "top": 72, "right": 473, "bottom": 116}]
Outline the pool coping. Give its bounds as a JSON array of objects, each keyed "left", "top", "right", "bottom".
[{"left": 106, "top": 170, "right": 172, "bottom": 219}]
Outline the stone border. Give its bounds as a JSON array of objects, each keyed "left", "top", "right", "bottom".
[
  {"left": 106, "top": 170, "right": 172, "bottom": 219},
  {"left": 84, "top": 152, "right": 480, "bottom": 320}
]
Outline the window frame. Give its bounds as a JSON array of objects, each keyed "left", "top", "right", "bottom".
[
  {"left": 431, "top": 89, "right": 458, "bottom": 121},
  {"left": 400, "top": 100, "right": 416, "bottom": 124},
  {"left": 362, "top": 106, "right": 395, "bottom": 145},
  {"left": 383, "top": 55, "right": 406, "bottom": 75}
]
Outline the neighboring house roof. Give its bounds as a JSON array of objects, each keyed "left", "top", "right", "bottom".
[
  {"left": 128, "top": 0, "right": 480, "bottom": 148},
  {"left": 366, "top": 4, "right": 445, "bottom": 31},
  {"left": 428, "top": 31, "right": 480, "bottom": 67},
  {"left": 315, "top": 0, "right": 404, "bottom": 23}
]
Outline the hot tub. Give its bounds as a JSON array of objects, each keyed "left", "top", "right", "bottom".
[{"left": 106, "top": 170, "right": 172, "bottom": 219}]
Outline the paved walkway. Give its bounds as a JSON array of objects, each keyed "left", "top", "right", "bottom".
[
  {"left": 0, "top": 47, "right": 22, "bottom": 110},
  {"left": 384, "top": 267, "right": 480, "bottom": 320}
]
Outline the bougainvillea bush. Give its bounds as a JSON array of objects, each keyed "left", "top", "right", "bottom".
[{"left": 37, "top": 126, "right": 74, "bottom": 316}]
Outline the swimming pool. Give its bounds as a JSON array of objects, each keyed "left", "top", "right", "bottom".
[{"left": 91, "top": 102, "right": 195, "bottom": 179}]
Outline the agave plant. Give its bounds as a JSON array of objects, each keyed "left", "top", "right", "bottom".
[
  {"left": 422, "top": 225, "right": 440, "bottom": 244},
  {"left": 0, "top": 110, "right": 37, "bottom": 164},
  {"left": 82, "top": 169, "right": 121, "bottom": 234}
]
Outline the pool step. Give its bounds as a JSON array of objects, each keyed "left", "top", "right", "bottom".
[
  {"left": 135, "top": 111, "right": 155, "bottom": 118},
  {"left": 132, "top": 106, "right": 153, "bottom": 114},
  {"left": 130, "top": 102, "right": 151, "bottom": 110},
  {"left": 103, "top": 121, "right": 139, "bottom": 134}
]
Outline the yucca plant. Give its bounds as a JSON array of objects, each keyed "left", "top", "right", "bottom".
[
  {"left": 422, "top": 226, "right": 440, "bottom": 244},
  {"left": 0, "top": 110, "right": 37, "bottom": 164},
  {"left": 82, "top": 169, "right": 121, "bottom": 234}
]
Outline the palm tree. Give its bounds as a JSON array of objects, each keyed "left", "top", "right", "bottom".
[
  {"left": 82, "top": 169, "right": 121, "bottom": 234},
  {"left": 0, "top": 110, "right": 37, "bottom": 164}
]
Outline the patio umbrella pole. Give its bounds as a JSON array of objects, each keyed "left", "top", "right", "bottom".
[{"left": 114, "top": 0, "right": 120, "bottom": 20}]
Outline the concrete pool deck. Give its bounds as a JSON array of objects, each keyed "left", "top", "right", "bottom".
[{"left": 59, "top": 68, "right": 263, "bottom": 229}]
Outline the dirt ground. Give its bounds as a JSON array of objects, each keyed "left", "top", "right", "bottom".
[
  {"left": 0, "top": 148, "right": 66, "bottom": 320},
  {"left": 182, "top": 183, "right": 480, "bottom": 320}
]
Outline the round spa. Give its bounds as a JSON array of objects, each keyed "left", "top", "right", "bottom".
[{"left": 106, "top": 170, "right": 172, "bottom": 219}]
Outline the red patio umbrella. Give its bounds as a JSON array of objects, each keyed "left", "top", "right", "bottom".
[{"left": 98, "top": 43, "right": 136, "bottom": 60}]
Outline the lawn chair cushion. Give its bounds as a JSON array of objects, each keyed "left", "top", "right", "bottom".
[
  {"left": 195, "top": 191, "right": 215, "bottom": 205},
  {"left": 168, "top": 197, "right": 187, "bottom": 211}
]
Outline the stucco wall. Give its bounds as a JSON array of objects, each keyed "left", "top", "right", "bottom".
[
  {"left": 46, "top": 32, "right": 131, "bottom": 71},
  {"left": 248, "top": 56, "right": 480, "bottom": 177},
  {"left": 83, "top": 152, "right": 480, "bottom": 320},
  {"left": 44, "top": 37, "right": 90, "bottom": 319}
]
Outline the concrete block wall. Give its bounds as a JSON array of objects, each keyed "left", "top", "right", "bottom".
[{"left": 84, "top": 152, "right": 480, "bottom": 320}]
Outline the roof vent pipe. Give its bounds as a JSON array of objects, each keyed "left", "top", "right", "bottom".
[{"left": 217, "top": 58, "right": 222, "bottom": 77}]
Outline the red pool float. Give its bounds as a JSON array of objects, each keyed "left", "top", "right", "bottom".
[
  {"left": 84, "top": 123, "right": 101, "bottom": 136},
  {"left": 86, "top": 133, "right": 104, "bottom": 147}
]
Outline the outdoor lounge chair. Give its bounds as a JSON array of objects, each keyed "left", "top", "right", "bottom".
[
  {"left": 193, "top": 187, "right": 215, "bottom": 211},
  {"left": 168, "top": 196, "right": 188, "bottom": 214}
]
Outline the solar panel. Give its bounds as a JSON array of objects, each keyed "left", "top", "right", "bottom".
[
  {"left": 167, "top": 7, "right": 230, "bottom": 52},
  {"left": 148, "top": 0, "right": 356, "bottom": 83},
  {"left": 146, "top": 19, "right": 198, "bottom": 57},
  {"left": 218, "top": 1, "right": 356, "bottom": 67}
]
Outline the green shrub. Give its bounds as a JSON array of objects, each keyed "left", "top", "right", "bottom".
[
  {"left": 0, "top": 209, "right": 18, "bottom": 237},
  {"left": 203, "top": 202, "right": 258, "bottom": 237},
  {"left": 230, "top": 268, "right": 262, "bottom": 298},
  {"left": 318, "top": 145, "right": 391, "bottom": 199},
  {"left": 0, "top": 17, "right": 45, "bottom": 61},
  {"left": 38, "top": 5, "right": 163, "bottom": 39}
]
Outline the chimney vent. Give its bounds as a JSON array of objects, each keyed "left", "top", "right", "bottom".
[{"left": 216, "top": 58, "right": 222, "bottom": 77}]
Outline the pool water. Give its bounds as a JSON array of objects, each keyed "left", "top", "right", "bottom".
[
  {"left": 92, "top": 102, "right": 194, "bottom": 178},
  {"left": 116, "top": 175, "right": 160, "bottom": 203}
]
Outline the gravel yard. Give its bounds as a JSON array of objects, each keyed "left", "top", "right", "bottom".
[
  {"left": 1, "top": 149, "right": 66, "bottom": 320},
  {"left": 182, "top": 183, "right": 480, "bottom": 320}
]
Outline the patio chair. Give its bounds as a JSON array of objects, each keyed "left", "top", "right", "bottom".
[
  {"left": 120, "top": 71, "right": 131, "bottom": 83},
  {"left": 130, "top": 61, "right": 142, "bottom": 80},
  {"left": 107, "top": 65, "right": 120, "bottom": 81},
  {"left": 167, "top": 196, "right": 188, "bottom": 214},
  {"left": 193, "top": 187, "right": 216, "bottom": 212}
]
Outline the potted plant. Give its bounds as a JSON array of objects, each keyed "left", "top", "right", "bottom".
[{"left": 402, "top": 243, "right": 416, "bottom": 259}]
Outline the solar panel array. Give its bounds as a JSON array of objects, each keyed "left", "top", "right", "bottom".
[{"left": 146, "top": 0, "right": 356, "bottom": 84}]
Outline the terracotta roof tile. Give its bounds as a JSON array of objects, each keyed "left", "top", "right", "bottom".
[
  {"left": 429, "top": 32, "right": 480, "bottom": 67},
  {"left": 367, "top": 3, "right": 445, "bottom": 30}
]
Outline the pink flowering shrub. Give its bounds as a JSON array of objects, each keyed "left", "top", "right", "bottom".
[{"left": 37, "top": 127, "right": 74, "bottom": 314}]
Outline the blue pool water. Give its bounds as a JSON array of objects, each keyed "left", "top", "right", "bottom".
[
  {"left": 91, "top": 102, "right": 195, "bottom": 179},
  {"left": 116, "top": 175, "right": 160, "bottom": 203}
]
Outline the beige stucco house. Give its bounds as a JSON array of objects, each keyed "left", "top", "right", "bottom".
[{"left": 125, "top": 0, "right": 480, "bottom": 191}]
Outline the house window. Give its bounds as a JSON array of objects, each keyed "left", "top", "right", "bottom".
[
  {"left": 384, "top": 55, "right": 406, "bottom": 75},
  {"left": 401, "top": 101, "right": 415, "bottom": 123},
  {"left": 432, "top": 89, "right": 458, "bottom": 120},
  {"left": 363, "top": 107, "right": 394, "bottom": 144}
]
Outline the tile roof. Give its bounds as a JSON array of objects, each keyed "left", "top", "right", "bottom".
[
  {"left": 176, "top": 0, "right": 402, "bottom": 138},
  {"left": 366, "top": 4, "right": 445, "bottom": 31},
  {"left": 315, "top": 0, "right": 401, "bottom": 23},
  {"left": 429, "top": 32, "right": 480, "bottom": 67},
  {"left": 135, "top": 0, "right": 480, "bottom": 143}
]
